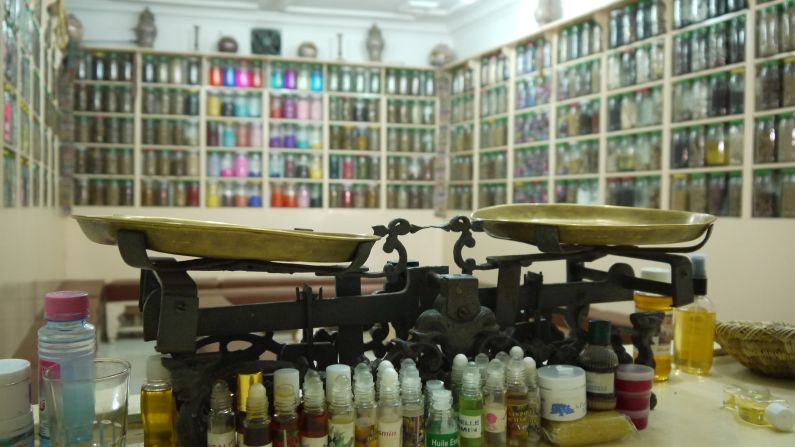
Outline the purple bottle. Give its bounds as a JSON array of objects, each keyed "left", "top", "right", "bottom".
[
  {"left": 283, "top": 125, "right": 297, "bottom": 148},
  {"left": 284, "top": 95, "right": 297, "bottom": 119},
  {"left": 269, "top": 124, "right": 283, "bottom": 148},
  {"left": 284, "top": 64, "right": 297, "bottom": 89}
]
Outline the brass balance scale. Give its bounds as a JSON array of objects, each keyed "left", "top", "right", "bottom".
[{"left": 75, "top": 204, "right": 715, "bottom": 445}]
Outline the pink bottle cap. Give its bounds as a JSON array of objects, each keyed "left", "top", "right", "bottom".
[{"left": 44, "top": 291, "right": 89, "bottom": 321}]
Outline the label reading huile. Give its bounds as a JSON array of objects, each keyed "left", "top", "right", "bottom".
[{"left": 425, "top": 432, "right": 459, "bottom": 447}]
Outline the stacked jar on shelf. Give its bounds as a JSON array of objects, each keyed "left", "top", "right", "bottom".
[
  {"left": 558, "top": 99, "right": 600, "bottom": 137},
  {"left": 672, "top": 15, "right": 746, "bottom": 76},
  {"left": 672, "top": 0, "right": 748, "bottom": 30},
  {"left": 513, "top": 144, "right": 548, "bottom": 204},
  {"left": 754, "top": 169, "right": 795, "bottom": 217},
  {"left": 449, "top": 65, "right": 475, "bottom": 210},
  {"left": 556, "top": 179, "right": 598, "bottom": 204},
  {"left": 607, "top": 42, "right": 664, "bottom": 90},
  {"left": 607, "top": 132, "right": 662, "bottom": 173},
  {"left": 558, "top": 19, "right": 603, "bottom": 63},
  {"left": 556, "top": 140, "right": 599, "bottom": 176},
  {"left": 515, "top": 37, "right": 552, "bottom": 110},
  {"left": 672, "top": 69, "right": 744, "bottom": 122},
  {"left": 557, "top": 59, "right": 600, "bottom": 100},
  {"left": 607, "top": 177, "right": 661, "bottom": 208},
  {"left": 608, "top": 1, "right": 666, "bottom": 50},
  {"left": 672, "top": 171, "right": 742, "bottom": 216},
  {"left": 608, "top": 87, "right": 662, "bottom": 131}
]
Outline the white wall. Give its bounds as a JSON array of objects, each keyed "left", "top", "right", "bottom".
[
  {"left": 0, "top": 209, "right": 66, "bottom": 356},
  {"left": 67, "top": 0, "right": 452, "bottom": 67}
]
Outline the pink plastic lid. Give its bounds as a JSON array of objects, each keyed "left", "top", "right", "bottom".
[
  {"left": 616, "top": 364, "right": 655, "bottom": 381},
  {"left": 44, "top": 291, "right": 89, "bottom": 321}
]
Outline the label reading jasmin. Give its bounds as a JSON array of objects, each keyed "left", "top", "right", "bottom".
[
  {"left": 425, "top": 432, "right": 459, "bottom": 447},
  {"left": 377, "top": 420, "right": 402, "bottom": 447},
  {"left": 402, "top": 415, "right": 424, "bottom": 446},
  {"left": 302, "top": 435, "right": 328, "bottom": 447},
  {"left": 207, "top": 432, "right": 238, "bottom": 447},
  {"left": 585, "top": 371, "right": 615, "bottom": 395},
  {"left": 507, "top": 402, "right": 530, "bottom": 435},
  {"left": 484, "top": 404, "right": 506, "bottom": 433},
  {"left": 458, "top": 413, "right": 482, "bottom": 439},
  {"left": 329, "top": 422, "right": 354, "bottom": 447}
]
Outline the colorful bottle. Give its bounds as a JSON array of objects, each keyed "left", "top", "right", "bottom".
[
  {"left": 458, "top": 363, "right": 483, "bottom": 447},
  {"left": 354, "top": 370, "right": 378, "bottom": 447},
  {"left": 38, "top": 291, "right": 96, "bottom": 447},
  {"left": 328, "top": 375, "right": 355, "bottom": 447},
  {"left": 674, "top": 253, "right": 717, "bottom": 375},
  {"left": 401, "top": 375, "right": 424, "bottom": 447},
  {"left": 272, "top": 384, "right": 300, "bottom": 447},
  {"left": 425, "top": 390, "right": 458, "bottom": 447},
  {"left": 634, "top": 267, "right": 673, "bottom": 381},
  {"left": 578, "top": 320, "right": 618, "bottom": 410},
  {"left": 483, "top": 360, "right": 506, "bottom": 447},
  {"left": 378, "top": 368, "right": 402, "bottom": 447},
  {"left": 242, "top": 383, "right": 271, "bottom": 447},
  {"left": 523, "top": 357, "right": 541, "bottom": 443},
  {"left": 141, "top": 355, "right": 178, "bottom": 447},
  {"left": 505, "top": 353, "right": 529, "bottom": 447},
  {"left": 207, "top": 380, "right": 237, "bottom": 447},
  {"left": 300, "top": 370, "right": 328, "bottom": 446},
  {"left": 723, "top": 385, "right": 795, "bottom": 431},
  {"left": 450, "top": 354, "right": 467, "bottom": 411}
]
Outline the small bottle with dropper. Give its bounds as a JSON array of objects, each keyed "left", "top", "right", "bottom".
[
  {"left": 505, "top": 350, "right": 529, "bottom": 447},
  {"left": 424, "top": 380, "right": 445, "bottom": 421},
  {"left": 458, "top": 362, "right": 483, "bottom": 447},
  {"left": 425, "top": 389, "right": 458, "bottom": 447},
  {"left": 300, "top": 370, "right": 328, "bottom": 446},
  {"left": 377, "top": 368, "right": 403, "bottom": 447},
  {"left": 328, "top": 375, "right": 355, "bottom": 447},
  {"left": 483, "top": 359, "right": 506, "bottom": 447},
  {"left": 242, "top": 383, "right": 272, "bottom": 447},
  {"left": 272, "top": 384, "right": 300, "bottom": 447},
  {"left": 450, "top": 354, "right": 468, "bottom": 411},
  {"left": 207, "top": 380, "right": 238, "bottom": 447},
  {"left": 401, "top": 375, "right": 424, "bottom": 447},
  {"left": 523, "top": 357, "right": 541, "bottom": 444},
  {"left": 354, "top": 370, "right": 378, "bottom": 447}
]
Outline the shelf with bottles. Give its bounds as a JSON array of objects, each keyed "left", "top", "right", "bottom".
[
  {"left": 514, "top": 111, "right": 550, "bottom": 147},
  {"left": 556, "top": 98, "right": 600, "bottom": 139},
  {"left": 671, "top": 69, "right": 745, "bottom": 123},
  {"left": 607, "top": 44, "right": 664, "bottom": 92},
  {"left": 447, "top": 184, "right": 473, "bottom": 210},
  {"left": 73, "top": 177, "right": 136, "bottom": 207},
  {"left": 606, "top": 87, "right": 662, "bottom": 132},
  {"left": 329, "top": 124, "right": 380, "bottom": 152},
  {"left": 753, "top": 113, "right": 795, "bottom": 165},
  {"left": 555, "top": 139, "right": 599, "bottom": 177},
  {"left": 479, "top": 117, "right": 508, "bottom": 150},
  {"left": 205, "top": 120, "right": 261, "bottom": 149},
  {"left": 672, "top": 17, "right": 746, "bottom": 80},
  {"left": 608, "top": 0, "right": 666, "bottom": 53},
  {"left": 450, "top": 64, "right": 475, "bottom": 97},
  {"left": 755, "top": 2, "right": 795, "bottom": 61},
  {"left": 554, "top": 178, "right": 599, "bottom": 204},
  {"left": 204, "top": 150, "right": 262, "bottom": 180},
  {"left": 386, "top": 184, "right": 434, "bottom": 209},
  {"left": 140, "top": 117, "right": 199, "bottom": 147},
  {"left": 449, "top": 123, "right": 474, "bottom": 151},
  {"left": 269, "top": 61, "right": 323, "bottom": 91},
  {"left": 753, "top": 168, "right": 795, "bottom": 217},
  {"left": 384, "top": 69, "right": 436, "bottom": 97},
  {"left": 671, "top": 170, "right": 742, "bottom": 217},
  {"left": 140, "top": 54, "right": 201, "bottom": 86},
  {"left": 204, "top": 90, "right": 261, "bottom": 120},
  {"left": 2, "top": 149, "right": 15, "bottom": 208},
  {"left": 513, "top": 179, "right": 548, "bottom": 204},
  {"left": 206, "top": 180, "right": 263, "bottom": 208},
  {"left": 557, "top": 59, "right": 601, "bottom": 102},
  {"left": 268, "top": 91, "right": 321, "bottom": 122},
  {"left": 205, "top": 58, "right": 264, "bottom": 89},
  {"left": 73, "top": 146, "right": 135, "bottom": 177},
  {"left": 140, "top": 87, "right": 199, "bottom": 117},
  {"left": 606, "top": 176, "right": 661, "bottom": 208},
  {"left": 515, "top": 73, "right": 551, "bottom": 112},
  {"left": 606, "top": 131, "right": 662, "bottom": 174},
  {"left": 477, "top": 183, "right": 508, "bottom": 208},
  {"left": 671, "top": 120, "right": 744, "bottom": 172},
  {"left": 268, "top": 151, "right": 323, "bottom": 181},
  {"left": 450, "top": 94, "right": 475, "bottom": 124},
  {"left": 479, "top": 84, "right": 509, "bottom": 119},
  {"left": 329, "top": 182, "right": 380, "bottom": 209},
  {"left": 74, "top": 115, "right": 135, "bottom": 146},
  {"left": 387, "top": 97, "right": 435, "bottom": 126},
  {"left": 672, "top": 1, "right": 747, "bottom": 33},
  {"left": 756, "top": 56, "right": 795, "bottom": 112},
  {"left": 328, "top": 95, "right": 378, "bottom": 124},
  {"left": 514, "top": 144, "right": 549, "bottom": 178},
  {"left": 76, "top": 50, "right": 135, "bottom": 84},
  {"left": 479, "top": 149, "right": 508, "bottom": 181},
  {"left": 515, "top": 36, "right": 552, "bottom": 77},
  {"left": 325, "top": 65, "right": 378, "bottom": 94},
  {"left": 449, "top": 153, "right": 473, "bottom": 182},
  {"left": 386, "top": 127, "right": 435, "bottom": 154},
  {"left": 330, "top": 154, "right": 381, "bottom": 181},
  {"left": 558, "top": 18, "right": 603, "bottom": 67},
  {"left": 478, "top": 50, "right": 510, "bottom": 88}
]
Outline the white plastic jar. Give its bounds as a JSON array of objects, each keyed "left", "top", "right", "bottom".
[
  {"left": 538, "top": 365, "right": 587, "bottom": 421},
  {"left": 0, "top": 359, "right": 31, "bottom": 422},
  {"left": 0, "top": 410, "right": 34, "bottom": 447}
]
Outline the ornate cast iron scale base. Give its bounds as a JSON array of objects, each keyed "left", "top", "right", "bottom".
[{"left": 115, "top": 216, "right": 712, "bottom": 445}]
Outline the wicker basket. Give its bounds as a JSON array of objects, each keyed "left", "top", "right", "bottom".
[{"left": 715, "top": 321, "right": 795, "bottom": 379}]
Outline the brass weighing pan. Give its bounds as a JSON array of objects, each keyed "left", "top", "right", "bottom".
[
  {"left": 471, "top": 204, "right": 716, "bottom": 247},
  {"left": 74, "top": 215, "right": 381, "bottom": 263}
]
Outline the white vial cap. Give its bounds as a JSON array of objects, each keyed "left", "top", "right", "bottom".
[
  {"left": 766, "top": 403, "right": 795, "bottom": 432},
  {"left": 274, "top": 368, "right": 300, "bottom": 403},
  {"left": 509, "top": 346, "right": 524, "bottom": 359},
  {"left": 326, "top": 364, "right": 351, "bottom": 403},
  {"left": 640, "top": 267, "right": 671, "bottom": 283}
]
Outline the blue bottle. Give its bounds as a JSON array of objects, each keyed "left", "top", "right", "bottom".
[
  {"left": 223, "top": 61, "right": 236, "bottom": 87},
  {"left": 38, "top": 291, "right": 96, "bottom": 447},
  {"left": 311, "top": 65, "right": 324, "bottom": 92}
]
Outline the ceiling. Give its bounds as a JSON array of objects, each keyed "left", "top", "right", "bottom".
[{"left": 121, "top": 0, "right": 485, "bottom": 21}]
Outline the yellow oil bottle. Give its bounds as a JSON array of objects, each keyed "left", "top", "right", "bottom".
[{"left": 633, "top": 267, "right": 673, "bottom": 382}]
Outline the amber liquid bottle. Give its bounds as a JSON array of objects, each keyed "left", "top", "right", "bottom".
[
  {"left": 141, "top": 355, "right": 178, "bottom": 447},
  {"left": 300, "top": 371, "right": 328, "bottom": 446},
  {"left": 505, "top": 357, "right": 529, "bottom": 447},
  {"left": 272, "top": 384, "right": 300, "bottom": 447}
]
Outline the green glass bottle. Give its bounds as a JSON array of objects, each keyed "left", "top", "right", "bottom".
[
  {"left": 425, "top": 390, "right": 459, "bottom": 447},
  {"left": 458, "top": 362, "right": 483, "bottom": 447}
]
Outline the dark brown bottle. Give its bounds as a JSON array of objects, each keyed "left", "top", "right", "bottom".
[{"left": 578, "top": 320, "right": 618, "bottom": 411}]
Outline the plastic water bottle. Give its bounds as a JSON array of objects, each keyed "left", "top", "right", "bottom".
[{"left": 38, "top": 291, "right": 96, "bottom": 446}]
